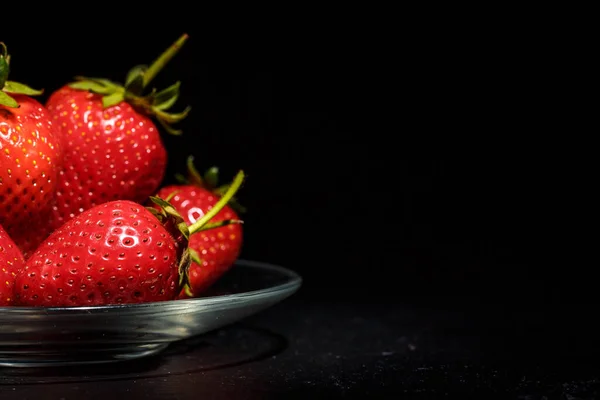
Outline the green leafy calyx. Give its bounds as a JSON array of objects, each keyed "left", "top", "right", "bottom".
[
  {"left": 67, "top": 34, "right": 191, "bottom": 135},
  {"left": 175, "top": 155, "right": 247, "bottom": 214},
  {"left": 0, "top": 42, "right": 44, "bottom": 108}
]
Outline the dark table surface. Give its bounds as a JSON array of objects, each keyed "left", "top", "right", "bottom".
[{"left": 1, "top": 291, "right": 599, "bottom": 400}]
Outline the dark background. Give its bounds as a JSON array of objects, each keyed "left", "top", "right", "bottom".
[{"left": 1, "top": 21, "right": 579, "bottom": 307}]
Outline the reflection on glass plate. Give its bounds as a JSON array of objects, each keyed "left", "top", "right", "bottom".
[
  {"left": 0, "top": 325, "right": 287, "bottom": 384},
  {"left": 0, "top": 260, "right": 301, "bottom": 367}
]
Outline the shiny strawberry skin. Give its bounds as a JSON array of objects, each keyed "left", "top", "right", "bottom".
[
  {"left": 0, "top": 223, "right": 25, "bottom": 306},
  {"left": 155, "top": 185, "right": 243, "bottom": 298},
  {"left": 45, "top": 86, "right": 168, "bottom": 230},
  {"left": 14, "top": 200, "right": 181, "bottom": 307},
  {"left": 0, "top": 95, "right": 63, "bottom": 255}
]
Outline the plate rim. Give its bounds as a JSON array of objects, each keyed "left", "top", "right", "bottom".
[{"left": 0, "top": 259, "right": 302, "bottom": 315}]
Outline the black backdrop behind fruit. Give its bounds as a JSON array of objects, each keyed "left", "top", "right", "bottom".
[{"left": 0, "top": 23, "right": 581, "bottom": 306}]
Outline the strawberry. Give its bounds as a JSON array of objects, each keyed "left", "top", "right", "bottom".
[
  {"left": 13, "top": 171, "right": 245, "bottom": 307},
  {"left": 0, "top": 223, "right": 26, "bottom": 306},
  {"left": 154, "top": 156, "right": 245, "bottom": 298},
  {"left": 44, "top": 34, "right": 191, "bottom": 236},
  {"left": 0, "top": 42, "right": 64, "bottom": 257}
]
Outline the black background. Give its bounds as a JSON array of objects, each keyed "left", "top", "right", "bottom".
[
  {"left": 4, "top": 14, "right": 600, "bottom": 400},
  {"left": 1, "top": 19, "right": 581, "bottom": 307}
]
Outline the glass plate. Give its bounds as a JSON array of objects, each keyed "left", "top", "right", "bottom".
[{"left": 0, "top": 259, "right": 302, "bottom": 367}]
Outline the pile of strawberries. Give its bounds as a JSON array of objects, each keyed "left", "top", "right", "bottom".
[{"left": 0, "top": 34, "right": 246, "bottom": 307}]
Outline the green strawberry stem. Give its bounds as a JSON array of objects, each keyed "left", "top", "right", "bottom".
[
  {"left": 188, "top": 170, "right": 245, "bottom": 235},
  {"left": 143, "top": 33, "right": 189, "bottom": 89},
  {"left": 0, "top": 42, "right": 43, "bottom": 108}
]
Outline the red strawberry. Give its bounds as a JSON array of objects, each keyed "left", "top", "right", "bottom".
[
  {"left": 0, "top": 42, "right": 64, "bottom": 257},
  {"left": 154, "top": 156, "right": 245, "bottom": 298},
  {"left": 13, "top": 171, "right": 244, "bottom": 307},
  {"left": 43, "top": 34, "right": 190, "bottom": 235},
  {"left": 0, "top": 223, "right": 26, "bottom": 306}
]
